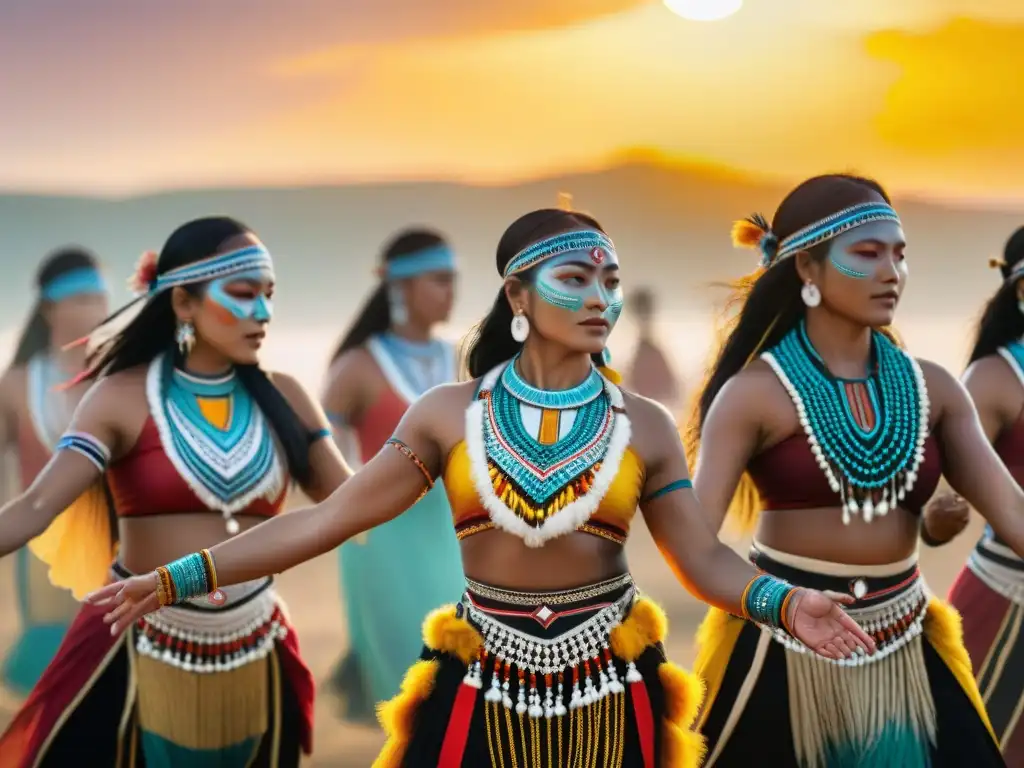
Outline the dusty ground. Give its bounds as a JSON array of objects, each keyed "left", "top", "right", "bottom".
[{"left": 0, "top": 506, "right": 982, "bottom": 766}]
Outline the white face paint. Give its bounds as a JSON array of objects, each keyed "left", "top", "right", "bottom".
[
  {"left": 534, "top": 246, "right": 623, "bottom": 327},
  {"left": 826, "top": 221, "right": 907, "bottom": 280}
]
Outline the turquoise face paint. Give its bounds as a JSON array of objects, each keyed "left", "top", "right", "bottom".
[
  {"left": 534, "top": 247, "right": 623, "bottom": 327},
  {"left": 206, "top": 269, "right": 274, "bottom": 322},
  {"left": 827, "top": 221, "right": 906, "bottom": 280}
]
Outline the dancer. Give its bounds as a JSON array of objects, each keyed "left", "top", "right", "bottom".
[
  {"left": 0, "top": 217, "right": 350, "bottom": 767},
  {"left": 323, "top": 228, "right": 463, "bottom": 721},
  {"left": 91, "top": 208, "right": 875, "bottom": 768},
  {"left": 688, "top": 173, "right": 1022, "bottom": 767},
  {"left": 0, "top": 247, "right": 110, "bottom": 695},
  {"left": 923, "top": 225, "right": 1024, "bottom": 763},
  {"left": 623, "top": 287, "right": 681, "bottom": 409}
]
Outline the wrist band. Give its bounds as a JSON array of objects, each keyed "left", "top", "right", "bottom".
[
  {"left": 742, "top": 574, "right": 798, "bottom": 632},
  {"left": 156, "top": 549, "right": 219, "bottom": 606}
]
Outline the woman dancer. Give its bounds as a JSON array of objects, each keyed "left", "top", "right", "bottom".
[
  {"left": 0, "top": 247, "right": 110, "bottom": 695},
  {"left": 922, "top": 225, "right": 1024, "bottom": 763},
  {"left": 0, "top": 217, "right": 349, "bottom": 767},
  {"left": 623, "top": 287, "right": 681, "bottom": 410},
  {"left": 688, "top": 173, "right": 1022, "bottom": 767},
  {"left": 323, "top": 228, "right": 463, "bottom": 721},
  {"left": 93, "top": 208, "right": 875, "bottom": 768}
]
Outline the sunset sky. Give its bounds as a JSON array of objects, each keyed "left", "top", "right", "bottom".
[{"left": 3, "top": 0, "right": 1023, "bottom": 203}]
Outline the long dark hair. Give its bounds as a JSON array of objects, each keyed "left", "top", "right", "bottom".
[
  {"left": 686, "top": 173, "right": 893, "bottom": 532},
  {"left": 968, "top": 226, "right": 1024, "bottom": 364},
  {"left": 11, "top": 247, "right": 101, "bottom": 367},
  {"left": 331, "top": 228, "right": 448, "bottom": 361},
  {"left": 463, "top": 209, "right": 607, "bottom": 379},
  {"left": 84, "top": 216, "right": 314, "bottom": 485}
]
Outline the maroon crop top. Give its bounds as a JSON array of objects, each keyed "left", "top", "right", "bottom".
[
  {"left": 747, "top": 430, "right": 943, "bottom": 514},
  {"left": 107, "top": 417, "right": 288, "bottom": 517},
  {"left": 994, "top": 416, "right": 1024, "bottom": 483}
]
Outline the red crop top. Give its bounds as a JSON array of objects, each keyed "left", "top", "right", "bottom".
[
  {"left": 994, "top": 415, "right": 1024, "bottom": 483},
  {"left": 747, "top": 430, "right": 943, "bottom": 514},
  {"left": 107, "top": 417, "right": 288, "bottom": 518}
]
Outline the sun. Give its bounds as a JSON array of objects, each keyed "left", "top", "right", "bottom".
[{"left": 663, "top": 0, "right": 742, "bottom": 21}]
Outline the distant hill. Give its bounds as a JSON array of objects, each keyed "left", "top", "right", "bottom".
[{"left": 0, "top": 160, "right": 1018, "bottom": 335}]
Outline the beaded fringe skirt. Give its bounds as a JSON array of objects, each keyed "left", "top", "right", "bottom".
[
  {"left": 373, "top": 575, "right": 705, "bottom": 768},
  {"left": 695, "top": 543, "right": 1004, "bottom": 768},
  {"left": 949, "top": 529, "right": 1024, "bottom": 763}
]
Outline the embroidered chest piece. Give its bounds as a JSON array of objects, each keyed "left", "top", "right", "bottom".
[
  {"left": 147, "top": 353, "right": 284, "bottom": 534},
  {"left": 466, "top": 359, "right": 632, "bottom": 547},
  {"left": 761, "top": 323, "right": 930, "bottom": 525}
]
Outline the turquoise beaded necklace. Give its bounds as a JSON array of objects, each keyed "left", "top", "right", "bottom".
[
  {"left": 762, "top": 321, "right": 930, "bottom": 524},
  {"left": 500, "top": 357, "right": 605, "bottom": 410}
]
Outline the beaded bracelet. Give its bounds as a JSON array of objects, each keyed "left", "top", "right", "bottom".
[
  {"left": 155, "top": 549, "right": 219, "bottom": 607},
  {"left": 741, "top": 574, "right": 799, "bottom": 632}
]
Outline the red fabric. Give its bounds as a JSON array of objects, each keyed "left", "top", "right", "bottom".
[
  {"left": 0, "top": 599, "right": 315, "bottom": 766},
  {"left": 106, "top": 418, "right": 288, "bottom": 518},
  {"left": 437, "top": 681, "right": 478, "bottom": 767},
  {"left": 352, "top": 386, "right": 407, "bottom": 464},
  {"left": 948, "top": 566, "right": 1011, "bottom": 670},
  {"left": 630, "top": 679, "right": 655, "bottom": 768},
  {"left": 994, "top": 418, "right": 1024, "bottom": 481},
  {"left": 747, "top": 432, "right": 942, "bottom": 514}
]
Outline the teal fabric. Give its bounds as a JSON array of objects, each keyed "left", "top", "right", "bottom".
[
  {"left": 824, "top": 723, "right": 931, "bottom": 768},
  {"left": 335, "top": 480, "right": 464, "bottom": 708},
  {"left": 1, "top": 547, "right": 72, "bottom": 695},
  {"left": 140, "top": 730, "right": 260, "bottom": 768}
]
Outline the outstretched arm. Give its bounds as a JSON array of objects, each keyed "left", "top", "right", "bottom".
[
  {"left": 634, "top": 398, "right": 875, "bottom": 660},
  {"left": 0, "top": 379, "right": 119, "bottom": 557},
  {"left": 89, "top": 384, "right": 454, "bottom": 629},
  {"left": 926, "top": 360, "right": 1024, "bottom": 557}
]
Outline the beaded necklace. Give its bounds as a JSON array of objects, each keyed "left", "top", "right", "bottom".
[
  {"left": 26, "top": 353, "right": 75, "bottom": 449},
  {"left": 367, "top": 332, "right": 455, "bottom": 404},
  {"left": 465, "top": 358, "right": 631, "bottom": 547},
  {"left": 761, "top": 322, "right": 930, "bottom": 524},
  {"left": 147, "top": 353, "right": 284, "bottom": 534}
]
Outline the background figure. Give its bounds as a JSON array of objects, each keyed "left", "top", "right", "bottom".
[
  {"left": 0, "top": 248, "right": 109, "bottom": 695},
  {"left": 322, "top": 228, "right": 463, "bottom": 722},
  {"left": 623, "top": 287, "right": 681, "bottom": 409}
]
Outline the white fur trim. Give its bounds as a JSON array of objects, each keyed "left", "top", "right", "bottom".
[
  {"left": 466, "top": 363, "right": 631, "bottom": 547},
  {"left": 146, "top": 353, "right": 285, "bottom": 516}
]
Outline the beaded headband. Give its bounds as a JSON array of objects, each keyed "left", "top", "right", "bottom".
[
  {"left": 40, "top": 267, "right": 108, "bottom": 302},
  {"left": 732, "top": 202, "right": 901, "bottom": 268},
  {"left": 148, "top": 245, "right": 274, "bottom": 295},
  {"left": 384, "top": 245, "right": 456, "bottom": 280},
  {"left": 503, "top": 230, "right": 616, "bottom": 278}
]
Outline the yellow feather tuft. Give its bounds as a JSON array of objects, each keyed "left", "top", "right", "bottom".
[
  {"left": 609, "top": 597, "right": 668, "bottom": 662},
  {"left": 421, "top": 605, "right": 484, "bottom": 665},
  {"left": 730, "top": 218, "right": 767, "bottom": 250},
  {"left": 373, "top": 660, "right": 440, "bottom": 768}
]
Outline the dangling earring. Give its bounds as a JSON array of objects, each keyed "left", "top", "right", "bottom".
[
  {"left": 388, "top": 284, "right": 408, "bottom": 326},
  {"left": 801, "top": 281, "right": 821, "bottom": 308},
  {"left": 600, "top": 347, "right": 612, "bottom": 366},
  {"left": 510, "top": 311, "right": 530, "bottom": 342},
  {"left": 176, "top": 320, "right": 195, "bottom": 356}
]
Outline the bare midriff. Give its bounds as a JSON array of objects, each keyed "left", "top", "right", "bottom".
[{"left": 117, "top": 513, "right": 269, "bottom": 575}]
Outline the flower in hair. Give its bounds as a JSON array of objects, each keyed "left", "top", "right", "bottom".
[
  {"left": 731, "top": 213, "right": 778, "bottom": 268},
  {"left": 989, "top": 257, "right": 1007, "bottom": 270},
  {"left": 128, "top": 250, "right": 159, "bottom": 295}
]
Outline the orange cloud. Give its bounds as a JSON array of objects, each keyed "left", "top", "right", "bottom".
[{"left": 866, "top": 17, "right": 1024, "bottom": 152}]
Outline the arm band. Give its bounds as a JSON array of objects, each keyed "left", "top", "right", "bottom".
[
  {"left": 55, "top": 431, "right": 111, "bottom": 473},
  {"left": 385, "top": 437, "right": 434, "bottom": 490},
  {"left": 641, "top": 478, "right": 692, "bottom": 504},
  {"left": 308, "top": 426, "right": 332, "bottom": 443}
]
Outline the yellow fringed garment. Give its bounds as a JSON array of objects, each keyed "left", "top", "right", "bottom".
[{"left": 28, "top": 481, "right": 117, "bottom": 600}]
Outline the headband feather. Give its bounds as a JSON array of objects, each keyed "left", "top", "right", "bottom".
[
  {"left": 989, "top": 257, "right": 1007, "bottom": 270},
  {"left": 731, "top": 213, "right": 778, "bottom": 268},
  {"left": 128, "top": 250, "right": 159, "bottom": 296}
]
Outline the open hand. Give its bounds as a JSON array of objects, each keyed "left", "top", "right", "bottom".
[
  {"left": 84, "top": 573, "right": 161, "bottom": 636},
  {"left": 922, "top": 492, "right": 970, "bottom": 545},
  {"left": 787, "top": 589, "right": 877, "bottom": 661}
]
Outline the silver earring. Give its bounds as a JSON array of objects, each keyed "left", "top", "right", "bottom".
[
  {"left": 801, "top": 281, "right": 821, "bottom": 308},
  {"left": 388, "top": 285, "right": 408, "bottom": 326},
  {"left": 176, "top": 320, "right": 195, "bottom": 356},
  {"left": 510, "top": 313, "right": 530, "bottom": 342},
  {"left": 600, "top": 347, "right": 612, "bottom": 366}
]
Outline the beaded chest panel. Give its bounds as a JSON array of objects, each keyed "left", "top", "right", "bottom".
[
  {"left": 466, "top": 360, "right": 632, "bottom": 547},
  {"left": 762, "top": 323, "right": 929, "bottom": 524}
]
